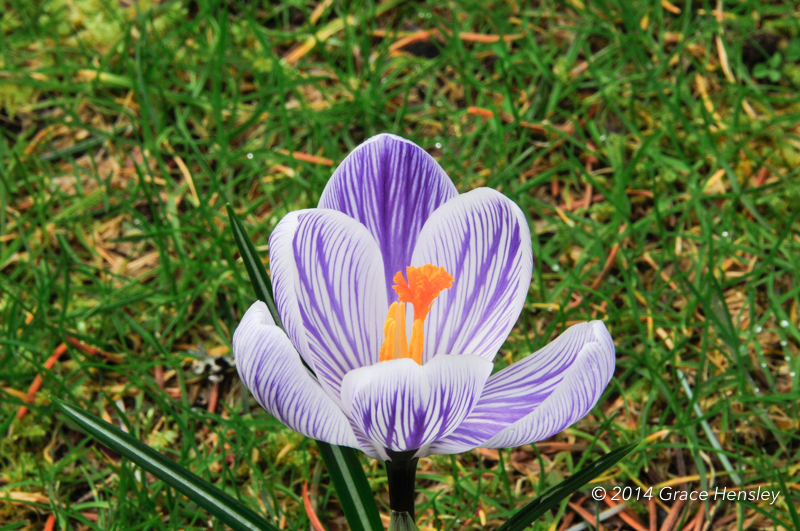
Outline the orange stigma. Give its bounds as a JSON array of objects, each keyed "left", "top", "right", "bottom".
[{"left": 379, "top": 265, "right": 454, "bottom": 365}]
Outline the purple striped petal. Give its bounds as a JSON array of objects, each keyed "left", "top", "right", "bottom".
[
  {"left": 409, "top": 188, "right": 533, "bottom": 362},
  {"left": 269, "top": 210, "right": 315, "bottom": 369},
  {"left": 341, "top": 354, "right": 492, "bottom": 455},
  {"left": 292, "top": 209, "right": 389, "bottom": 398},
  {"left": 318, "top": 134, "right": 458, "bottom": 301},
  {"left": 427, "top": 321, "right": 615, "bottom": 454},
  {"left": 233, "top": 301, "right": 359, "bottom": 447}
]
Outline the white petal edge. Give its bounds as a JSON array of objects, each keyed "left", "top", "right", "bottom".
[
  {"left": 409, "top": 188, "right": 533, "bottom": 362},
  {"left": 269, "top": 210, "right": 315, "bottom": 369},
  {"left": 233, "top": 301, "right": 359, "bottom": 448},
  {"left": 340, "top": 354, "right": 493, "bottom": 456}
]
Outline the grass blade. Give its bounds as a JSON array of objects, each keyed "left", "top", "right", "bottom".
[
  {"left": 53, "top": 398, "right": 278, "bottom": 531},
  {"left": 316, "top": 441, "right": 385, "bottom": 531},
  {"left": 226, "top": 204, "right": 282, "bottom": 327},
  {"left": 497, "top": 441, "right": 641, "bottom": 531},
  {"left": 226, "top": 206, "right": 383, "bottom": 531}
]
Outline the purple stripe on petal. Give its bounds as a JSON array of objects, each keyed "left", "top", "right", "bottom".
[
  {"left": 233, "top": 301, "right": 360, "bottom": 448},
  {"left": 318, "top": 134, "right": 459, "bottom": 301},
  {"left": 410, "top": 188, "right": 533, "bottom": 362},
  {"left": 292, "top": 209, "right": 388, "bottom": 398},
  {"left": 341, "top": 354, "right": 492, "bottom": 455},
  {"left": 427, "top": 321, "right": 615, "bottom": 454}
]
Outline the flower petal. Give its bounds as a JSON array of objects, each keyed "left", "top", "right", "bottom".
[
  {"left": 409, "top": 188, "right": 533, "bottom": 362},
  {"left": 269, "top": 210, "right": 315, "bottom": 369},
  {"left": 292, "top": 209, "right": 389, "bottom": 398},
  {"left": 341, "top": 354, "right": 492, "bottom": 455},
  {"left": 233, "top": 301, "right": 359, "bottom": 447},
  {"left": 318, "top": 134, "right": 459, "bottom": 301},
  {"left": 427, "top": 321, "right": 615, "bottom": 454}
]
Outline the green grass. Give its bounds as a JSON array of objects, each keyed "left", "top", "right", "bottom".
[{"left": 2, "top": 0, "right": 800, "bottom": 530}]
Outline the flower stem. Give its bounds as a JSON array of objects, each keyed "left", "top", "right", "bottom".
[{"left": 385, "top": 450, "right": 419, "bottom": 516}]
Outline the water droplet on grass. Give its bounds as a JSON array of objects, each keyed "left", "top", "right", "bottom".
[
  {"left": 247, "top": 153, "right": 254, "bottom": 159},
  {"left": 756, "top": 326, "right": 762, "bottom": 333},
  {"left": 780, "top": 320, "right": 789, "bottom": 327},
  {"left": 435, "top": 142, "right": 442, "bottom": 149},
  {"left": 722, "top": 231, "right": 729, "bottom": 237}
]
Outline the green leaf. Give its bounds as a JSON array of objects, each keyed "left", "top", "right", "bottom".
[
  {"left": 53, "top": 398, "right": 278, "bottom": 531},
  {"left": 753, "top": 63, "right": 770, "bottom": 79},
  {"left": 497, "top": 441, "right": 641, "bottom": 531},
  {"left": 768, "top": 52, "right": 782, "bottom": 68},
  {"left": 226, "top": 204, "right": 282, "bottom": 327},
  {"left": 785, "top": 39, "right": 800, "bottom": 62},
  {"left": 768, "top": 69, "right": 782, "bottom": 82},
  {"left": 317, "top": 442, "right": 385, "bottom": 531},
  {"left": 226, "top": 206, "right": 384, "bottom": 531}
]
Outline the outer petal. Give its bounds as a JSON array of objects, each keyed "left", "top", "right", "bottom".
[
  {"left": 292, "top": 209, "right": 389, "bottom": 398},
  {"left": 341, "top": 355, "right": 492, "bottom": 455},
  {"left": 233, "top": 301, "right": 359, "bottom": 448},
  {"left": 318, "top": 134, "right": 459, "bottom": 301},
  {"left": 410, "top": 188, "right": 533, "bottom": 362},
  {"left": 269, "top": 210, "right": 314, "bottom": 369},
  {"left": 428, "top": 321, "right": 615, "bottom": 454}
]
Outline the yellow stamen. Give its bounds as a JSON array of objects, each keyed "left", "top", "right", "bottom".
[
  {"left": 408, "top": 319, "right": 424, "bottom": 364},
  {"left": 378, "top": 265, "right": 453, "bottom": 365}
]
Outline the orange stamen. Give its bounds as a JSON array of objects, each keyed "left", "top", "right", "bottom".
[
  {"left": 392, "top": 265, "right": 454, "bottom": 321},
  {"left": 379, "top": 265, "right": 453, "bottom": 365}
]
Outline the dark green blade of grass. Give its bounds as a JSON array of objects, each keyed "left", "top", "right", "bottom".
[
  {"left": 316, "top": 442, "right": 385, "bottom": 531},
  {"left": 53, "top": 398, "right": 279, "bottom": 531},
  {"left": 226, "top": 205, "right": 383, "bottom": 531},
  {"left": 226, "top": 204, "right": 282, "bottom": 328},
  {"left": 497, "top": 441, "right": 641, "bottom": 531}
]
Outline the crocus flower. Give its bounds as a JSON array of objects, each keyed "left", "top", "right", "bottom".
[{"left": 234, "top": 134, "right": 615, "bottom": 462}]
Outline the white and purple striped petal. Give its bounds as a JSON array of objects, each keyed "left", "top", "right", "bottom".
[
  {"left": 341, "top": 354, "right": 492, "bottom": 456},
  {"left": 292, "top": 209, "right": 389, "bottom": 398},
  {"left": 233, "top": 301, "right": 359, "bottom": 448},
  {"left": 427, "top": 321, "right": 615, "bottom": 454},
  {"left": 318, "top": 134, "right": 458, "bottom": 301},
  {"left": 409, "top": 188, "right": 533, "bottom": 363},
  {"left": 483, "top": 322, "right": 615, "bottom": 447},
  {"left": 269, "top": 210, "right": 314, "bottom": 369}
]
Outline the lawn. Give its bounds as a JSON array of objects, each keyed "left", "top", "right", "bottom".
[{"left": 2, "top": 0, "right": 800, "bottom": 530}]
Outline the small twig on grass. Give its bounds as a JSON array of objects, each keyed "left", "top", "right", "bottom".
[
  {"left": 302, "top": 481, "right": 326, "bottom": 531},
  {"left": 17, "top": 343, "right": 68, "bottom": 420},
  {"left": 277, "top": 149, "right": 333, "bottom": 166},
  {"left": 659, "top": 496, "right": 686, "bottom": 531},
  {"left": 564, "top": 501, "right": 632, "bottom": 531},
  {"left": 568, "top": 500, "right": 605, "bottom": 531},
  {"left": 649, "top": 497, "right": 657, "bottom": 531},
  {"left": 602, "top": 493, "right": 649, "bottom": 531},
  {"left": 207, "top": 381, "right": 219, "bottom": 414}
]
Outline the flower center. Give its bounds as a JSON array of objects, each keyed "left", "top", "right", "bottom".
[{"left": 378, "top": 265, "right": 454, "bottom": 365}]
